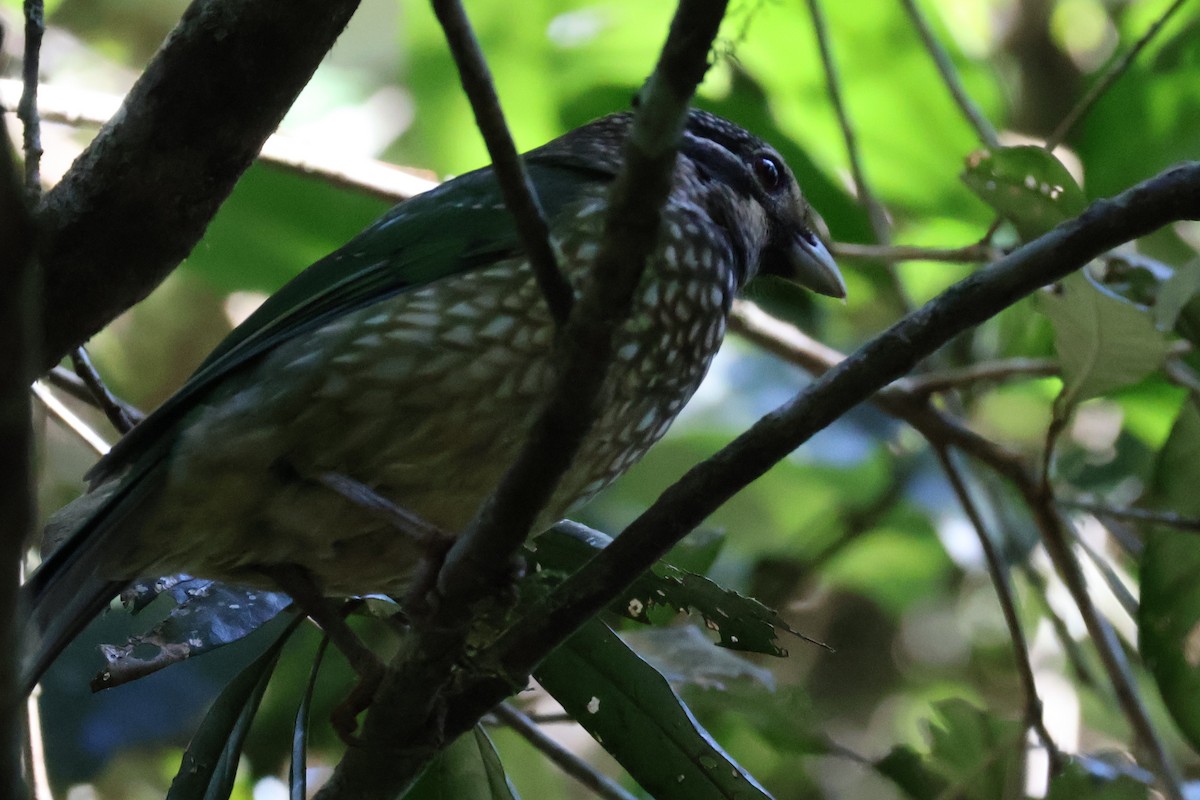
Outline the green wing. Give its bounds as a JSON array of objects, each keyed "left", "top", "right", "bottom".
[{"left": 90, "top": 158, "right": 613, "bottom": 482}]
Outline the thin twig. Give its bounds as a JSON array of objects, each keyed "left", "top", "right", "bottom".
[
  {"left": 831, "top": 241, "right": 1002, "bottom": 264},
  {"left": 729, "top": 305, "right": 1186, "bottom": 799},
  {"left": 69, "top": 348, "right": 137, "bottom": 433},
  {"left": 30, "top": 383, "right": 111, "bottom": 456},
  {"left": 903, "top": 357, "right": 1058, "bottom": 395},
  {"left": 805, "top": 0, "right": 908, "bottom": 308},
  {"left": 897, "top": 0, "right": 1000, "bottom": 148},
  {"left": 17, "top": 0, "right": 45, "bottom": 198},
  {"left": 43, "top": 365, "right": 144, "bottom": 425},
  {"left": 932, "top": 446, "right": 1062, "bottom": 768},
  {"left": 0, "top": 78, "right": 438, "bottom": 203},
  {"left": 492, "top": 158, "right": 1200, "bottom": 660},
  {"left": 430, "top": 0, "right": 574, "bottom": 327},
  {"left": 33, "top": 0, "right": 363, "bottom": 372},
  {"left": 1023, "top": 490, "right": 1185, "bottom": 798},
  {"left": 25, "top": 690, "right": 50, "bottom": 800},
  {"left": 494, "top": 704, "right": 637, "bottom": 800},
  {"left": 1047, "top": 0, "right": 1189, "bottom": 149},
  {"left": 434, "top": 0, "right": 728, "bottom": 610},
  {"left": 1060, "top": 500, "right": 1200, "bottom": 534}
]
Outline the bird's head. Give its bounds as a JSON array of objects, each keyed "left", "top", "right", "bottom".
[
  {"left": 530, "top": 108, "right": 845, "bottom": 299},
  {"left": 677, "top": 110, "right": 846, "bottom": 299}
]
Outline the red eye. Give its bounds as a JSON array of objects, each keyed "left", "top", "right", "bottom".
[{"left": 753, "top": 154, "right": 784, "bottom": 192}]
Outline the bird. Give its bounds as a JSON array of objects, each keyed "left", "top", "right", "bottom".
[{"left": 24, "top": 108, "right": 845, "bottom": 695}]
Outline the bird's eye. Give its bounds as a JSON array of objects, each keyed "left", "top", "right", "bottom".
[{"left": 752, "top": 153, "right": 786, "bottom": 193}]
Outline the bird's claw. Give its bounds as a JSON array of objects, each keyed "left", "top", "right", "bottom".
[{"left": 332, "top": 656, "right": 386, "bottom": 747}]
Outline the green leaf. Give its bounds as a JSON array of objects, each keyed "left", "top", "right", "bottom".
[
  {"left": 290, "top": 636, "right": 331, "bottom": 800},
  {"left": 1140, "top": 399, "right": 1200, "bottom": 754},
  {"left": 166, "top": 617, "right": 302, "bottom": 800},
  {"left": 1037, "top": 272, "right": 1171, "bottom": 408},
  {"left": 961, "top": 145, "right": 1087, "bottom": 240},
  {"left": 619, "top": 626, "right": 776, "bottom": 691},
  {"left": 1045, "top": 758, "right": 1150, "bottom": 800},
  {"left": 910, "top": 700, "right": 1025, "bottom": 800},
  {"left": 1154, "top": 257, "right": 1200, "bottom": 330},
  {"left": 404, "top": 726, "right": 520, "bottom": 800},
  {"left": 535, "top": 619, "right": 772, "bottom": 800},
  {"left": 97, "top": 579, "right": 292, "bottom": 689},
  {"left": 874, "top": 745, "right": 949, "bottom": 800},
  {"left": 531, "top": 522, "right": 814, "bottom": 657}
]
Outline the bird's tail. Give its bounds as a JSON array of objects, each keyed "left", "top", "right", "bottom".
[{"left": 21, "top": 460, "right": 165, "bottom": 694}]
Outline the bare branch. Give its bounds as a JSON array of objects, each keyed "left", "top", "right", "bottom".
[
  {"left": 931, "top": 446, "right": 1061, "bottom": 766},
  {"left": 493, "top": 704, "right": 636, "bottom": 800},
  {"left": 1061, "top": 500, "right": 1200, "bottom": 535},
  {"left": 1048, "top": 0, "right": 1188, "bottom": 148},
  {"left": 904, "top": 357, "right": 1059, "bottom": 395},
  {"left": 17, "top": 0, "right": 45, "bottom": 198},
  {"left": 805, "top": 0, "right": 908, "bottom": 309},
  {"left": 30, "top": 384, "right": 111, "bottom": 456},
  {"left": 897, "top": 0, "right": 1000, "bottom": 148},
  {"left": 430, "top": 0, "right": 574, "bottom": 327},
  {"left": 35, "top": 0, "right": 362, "bottom": 373},
  {"left": 0, "top": 96, "right": 36, "bottom": 800},
  {"left": 0, "top": 79, "right": 438, "bottom": 204},
  {"left": 832, "top": 240, "right": 1002, "bottom": 263}
]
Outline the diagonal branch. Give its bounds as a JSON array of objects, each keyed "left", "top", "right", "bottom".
[
  {"left": 431, "top": 0, "right": 574, "bottom": 327},
  {"left": 35, "top": 0, "right": 362, "bottom": 373},
  {"left": 311, "top": 3, "right": 731, "bottom": 798},
  {"left": 496, "top": 162, "right": 1200, "bottom": 673},
  {"left": 433, "top": 0, "right": 729, "bottom": 614}
]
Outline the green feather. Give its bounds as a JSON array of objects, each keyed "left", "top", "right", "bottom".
[{"left": 90, "top": 158, "right": 615, "bottom": 484}]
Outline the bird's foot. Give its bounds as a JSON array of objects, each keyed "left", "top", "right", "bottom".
[
  {"left": 400, "top": 534, "right": 456, "bottom": 619},
  {"left": 330, "top": 657, "right": 385, "bottom": 746},
  {"left": 261, "top": 563, "right": 387, "bottom": 744}
]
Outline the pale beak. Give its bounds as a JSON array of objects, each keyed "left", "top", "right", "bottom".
[{"left": 788, "top": 231, "right": 846, "bottom": 299}]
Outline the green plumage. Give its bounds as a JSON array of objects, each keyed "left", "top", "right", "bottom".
[{"left": 25, "top": 109, "right": 844, "bottom": 686}]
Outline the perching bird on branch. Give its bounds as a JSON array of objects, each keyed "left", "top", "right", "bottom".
[{"left": 24, "top": 109, "right": 844, "bottom": 691}]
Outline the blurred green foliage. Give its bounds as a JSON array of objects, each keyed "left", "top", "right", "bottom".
[{"left": 15, "top": 0, "right": 1200, "bottom": 797}]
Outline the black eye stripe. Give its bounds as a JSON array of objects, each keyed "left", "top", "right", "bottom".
[{"left": 681, "top": 133, "right": 756, "bottom": 195}]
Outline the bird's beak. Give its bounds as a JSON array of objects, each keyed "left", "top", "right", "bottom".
[{"left": 786, "top": 232, "right": 846, "bottom": 299}]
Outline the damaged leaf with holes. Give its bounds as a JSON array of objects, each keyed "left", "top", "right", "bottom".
[
  {"left": 529, "top": 521, "right": 816, "bottom": 656},
  {"left": 961, "top": 145, "right": 1087, "bottom": 240}
]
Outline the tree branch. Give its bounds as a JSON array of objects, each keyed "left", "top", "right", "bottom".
[
  {"left": 459, "top": 163, "right": 1200, "bottom": 799},
  {"left": 312, "top": 3, "right": 730, "bottom": 797},
  {"left": 430, "top": 0, "right": 574, "bottom": 327},
  {"left": 0, "top": 92, "right": 37, "bottom": 800},
  {"left": 35, "top": 0, "right": 362, "bottom": 372}
]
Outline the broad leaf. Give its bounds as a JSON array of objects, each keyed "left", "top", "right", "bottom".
[
  {"left": 907, "top": 699, "right": 1025, "bottom": 800},
  {"left": 535, "top": 619, "right": 772, "bottom": 800},
  {"left": 403, "top": 726, "right": 519, "bottom": 800},
  {"left": 1038, "top": 272, "right": 1170, "bottom": 409},
  {"left": 1045, "top": 757, "right": 1150, "bottom": 800},
  {"left": 97, "top": 578, "right": 292, "bottom": 689},
  {"left": 166, "top": 616, "right": 302, "bottom": 800},
  {"left": 1141, "top": 399, "right": 1200, "bottom": 753},
  {"left": 531, "top": 522, "right": 818, "bottom": 657},
  {"left": 961, "top": 145, "right": 1086, "bottom": 240}
]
